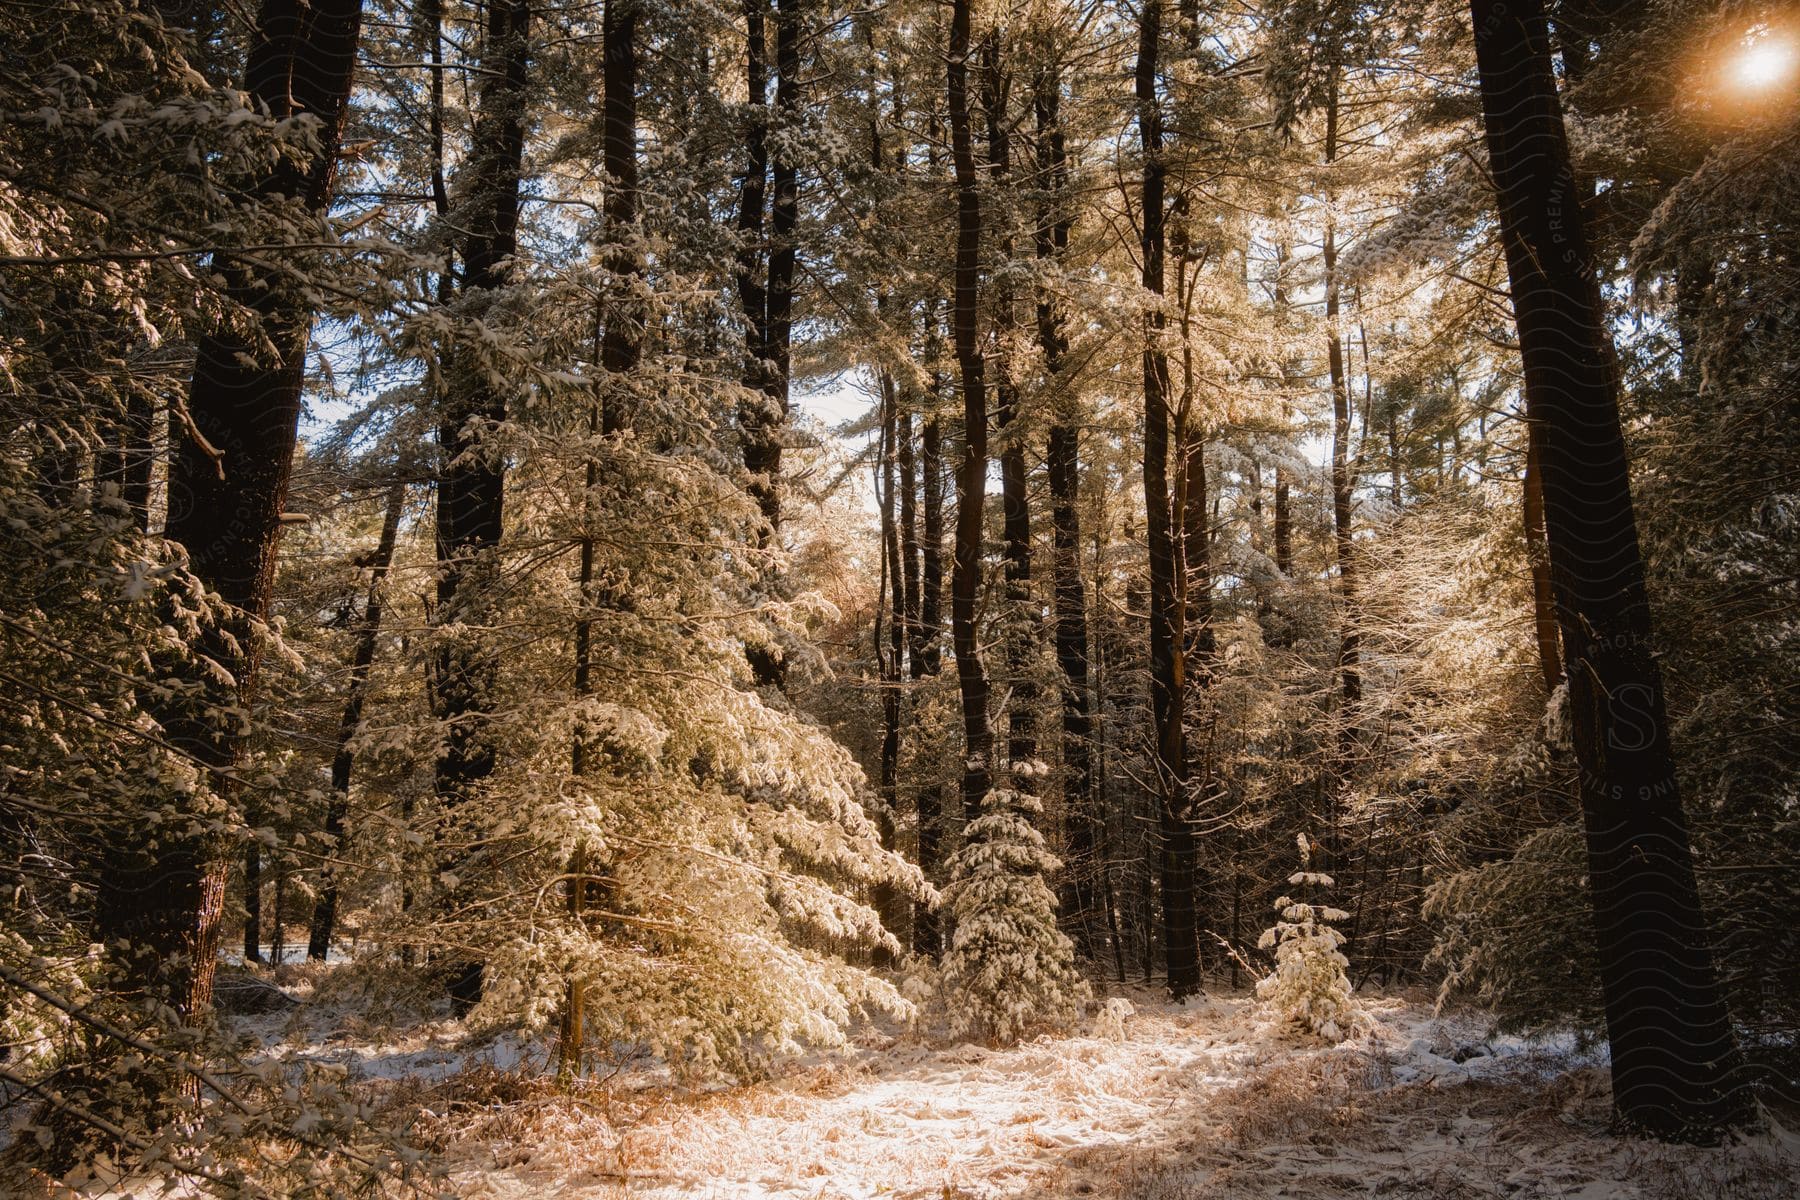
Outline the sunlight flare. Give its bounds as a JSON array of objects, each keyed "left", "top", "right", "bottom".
[{"left": 1727, "top": 27, "right": 1797, "bottom": 93}]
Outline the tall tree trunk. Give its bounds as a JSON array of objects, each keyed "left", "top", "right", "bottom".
[
  {"left": 557, "top": 311, "right": 603, "bottom": 1077},
  {"left": 736, "top": 0, "right": 775, "bottom": 528},
  {"left": 599, "top": 0, "right": 642, "bottom": 415},
  {"left": 865, "top": 38, "right": 907, "bottom": 963},
  {"left": 1321, "top": 67, "right": 1359, "bottom": 868},
  {"left": 244, "top": 843, "right": 263, "bottom": 964},
  {"left": 432, "top": 0, "right": 530, "bottom": 1015},
  {"left": 1389, "top": 406, "right": 1402, "bottom": 507},
  {"left": 1270, "top": 241, "right": 1294, "bottom": 628},
  {"left": 765, "top": 0, "right": 798, "bottom": 501},
  {"left": 876, "top": 370, "right": 906, "bottom": 963},
  {"left": 1272, "top": 465, "right": 1292, "bottom": 577},
  {"left": 1137, "top": 0, "right": 1198, "bottom": 999},
  {"left": 1037, "top": 67, "right": 1097, "bottom": 958},
  {"left": 900, "top": 408, "right": 922, "bottom": 660},
  {"left": 1169, "top": 41, "right": 1216, "bottom": 960},
  {"left": 741, "top": 0, "right": 799, "bottom": 531},
  {"left": 947, "top": 0, "right": 991, "bottom": 823},
  {"left": 914, "top": 402, "right": 947, "bottom": 955},
  {"left": 1176, "top": 312, "right": 1215, "bottom": 971},
  {"left": 309, "top": 481, "right": 406, "bottom": 960},
  {"left": 560, "top": 0, "right": 640, "bottom": 1060},
  {"left": 737, "top": 0, "right": 799, "bottom": 688},
  {"left": 1470, "top": 0, "right": 1752, "bottom": 1141},
  {"left": 269, "top": 861, "right": 286, "bottom": 964},
  {"left": 983, "top": 37, "right": 1036, "bottom": 805},
  {"left": 97, "top": 0, "right": 366, "bottom": 1033},
  {"left": 1522, "top": 429, "right": 1563, "bottom": 691}
]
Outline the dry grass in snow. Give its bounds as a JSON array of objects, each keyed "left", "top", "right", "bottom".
[{"left": 350, "top": 989, "right": 1799, "bottom": 1200}]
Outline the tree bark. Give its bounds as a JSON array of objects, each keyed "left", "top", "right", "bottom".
[
  {"left": 1037, "top": 67, "right": 1097, "bottom": 958},
  {"left": 736, "top": 0, "right": 799, "bottom": 688},
  {"left": 766, "top": 0, "right": 799, "bottom": 500},
  {"left": 309, "top": 481, "right": 406, "bottom": 960},
  {"left": 1321, "top": 66, "right": 1359, "bottom": 868},
  {"left": 983, "top": 36, "right": 1037, "bottom": 808},
  {"left": 914, "top": 402, "right": 947, "bottom": 955},
  {"left": 1269, "top": 242, "right": 1294, "bottom": 643},
  {"left": 900, "top": 407, "right": 922, "bottom": 660},
  {"left": 876, "top": 369, "right": 905, "bottom": 964},
  {"left": 559, "top": 0, "right": 639, "bottom": 1059},
  {"left": 1522, "top": 429, "right": 1563, "bottom": 691},
  {"left": 1137, "top": 0, "right": 1199, "bottom": 999},
  {"left": 947, "top": 0, "right": 991, "bottom": 824},
  {"left": 243, "top": 843, "right": 263, "bottom": 964},
  {"left": 431, "top": 0, "right": 530, "bottom": 1015},
  {"left": 1469, "top": 0, "right": 1752, "bottom": 1141},
  {"left": 739, "top": 0, "right": 798, "bottom": 532},
  {"left": 737, "top": 0, "right": 776, "bottom": 531},
  {"left": 599, "top": 0, "right": 641, "bottom": 415},
  {"left": 98, "top": 0, "right": 366, "bottom": 1034}
]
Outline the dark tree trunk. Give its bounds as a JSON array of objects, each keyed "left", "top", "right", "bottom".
[
  {"left": 982, "top": 38, "right": 1036, "bottom": 808},
  {"left": 1470, "top": 0, "right": 1752, "bottom": 1141},
  {"left": 560, "top": 0, "right": 638, "bottom": 1057},
  {"left": 947, "top": 0, "right": 991, "bottom": 824},
  {"left": 1273, "top": 467, "right": 1291, "bottom": 577},
  {"left": 736, "top": 0, "right": 776, "bottom": 529},
  {"left": 1137, "top": 0, "right": 1198, "bottom": 1000},
  {"left": 1037, "top": 68, "right": 1097, "bottom": 958},
  {"left": 1170, "top": 72, "right": 1216, "bottom": 962},
  {"left": 97, "top": 0, "right": 366, "bottom": 1032},
  {"left": 1522, "top": 429, "right": 1563, "bottom": 691},
  {"left": 269, "top": 861, "right": 286, "bottom": 964},
  {"left": 1389, "top": 407, "right": 1403, "bottom": 507},
  {"left": 432, "top": 0, "right": 530, "bottom": 1015},
  {"left": 739, "top": 0, "right": 799, "bottom": 534},
  {"left": 310, "top": 481, "right": 406, "bottom": 960},
  {"left": 875, "top": 370, "right": 906, "bottom": 963},
  {"left": 1270, "top": 244, "right": 1294, "bottom": 611},
  {"left": 765, "top": 0, "right": 799, "bottom": 498},
  {"left": 1321, "top": 68, "right": 1359, "bottom": 869},
  {"left": 900, "top": 407, "right": 922, "bottom": 659},
  {"left": 736, "top": 0, "right": 799, "bottom": 689},
  {"left": 920, "top": 407, "right": 946, "bottom": 680},
  {"left": 1178, "top": 407, "right": 1213, "bottom": 684},
  {"left": 914, "top": 404, "right": 947, "bottom": 956},
  {"left": 1176, "top": 351, "right": 1215, "bottom": 971},
  {"left": 556, "top": 841, "right": 588, "bottom": 1078},
  {"left": 598, "top": 0, "right": 641, "bottom": 409},
  {"left": 558, "top": 329, "right": 603, "bottom": 1077},
  {"left": 243, "top": 844, "right": 263, "bottom": 963}
]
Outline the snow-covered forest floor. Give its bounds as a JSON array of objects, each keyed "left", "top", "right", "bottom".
[{"left": 232, "top": 965, "right": 1799, "bottom": 1199}]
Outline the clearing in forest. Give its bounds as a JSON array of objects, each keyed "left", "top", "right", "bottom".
[{"left": 244, "top": 975, "right": 1799, "bottom": 1199}]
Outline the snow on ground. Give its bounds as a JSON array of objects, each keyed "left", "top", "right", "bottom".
[{"left": 247, "top": 983, "right": 1796, "bottom": 1200}]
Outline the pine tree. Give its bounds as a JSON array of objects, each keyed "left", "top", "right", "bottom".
[
  {"left": 941, "top": 788, "right": 1088, "bottom": 1043},
  {"left": 1257, "top": 834, "right": 1362, "bottom": 1042}
]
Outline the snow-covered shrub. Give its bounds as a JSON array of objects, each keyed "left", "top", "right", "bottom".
[
  {"left": 1093, "top": 996, "right": 1135, "bottom": 1042},
  {"left": 1256, "top": 835, "right": 1363, "bottom": 1042},
  {"left": 939, "top": 788, "right": 1089, "bottom": 1043}
]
